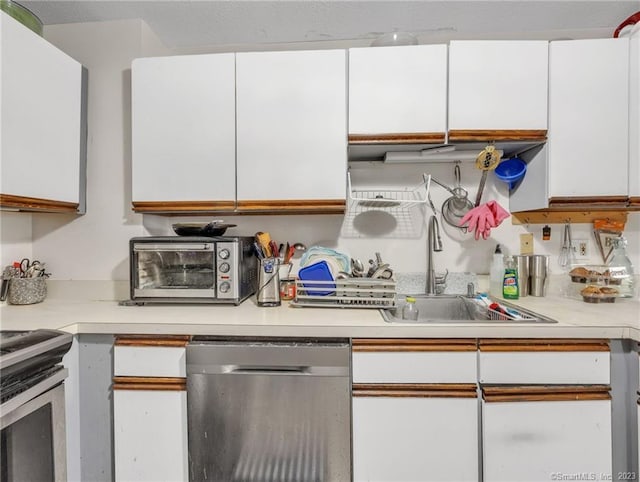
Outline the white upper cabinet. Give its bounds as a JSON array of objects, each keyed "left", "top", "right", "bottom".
[
  {"left": 235, "top": 49, "right": 347, "bottom": 205},
  {"left": 548, "top": 38, "right": 629, "bottom": 198},
  {"left": 628, "top": 25, "right": 640, "bottom": 201},
  {"left": 1, "top": 11, "right": 85, "bottom": 212},
  {"left": 348, "top": 44, "right": 447, "bottom": 136},
  {"left": 132, "top": 53, "right": 236, "bottom": 208},
  {"left": 448, "top": 40, "right": 549, "bottom": 134}
]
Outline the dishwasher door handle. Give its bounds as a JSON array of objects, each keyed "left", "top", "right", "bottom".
[
  {"left": 189, "top": 363, "right": 349, "bottom": 377},
  {"left": 228, "top": 365, "right": 310, "bottom": 375}
]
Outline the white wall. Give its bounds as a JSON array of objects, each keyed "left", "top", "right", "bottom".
[
  {"left": 2, "top": 20, "right": 638, "bottom": 282},
  {"left": 0, "top": 212, "right": 33, "bottom": 266}
]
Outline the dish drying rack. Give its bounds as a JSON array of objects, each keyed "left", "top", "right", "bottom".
[
  {"left": 341, "top": 172, "right": 431, "bottom": 238},
  {"left": 291, "top": 278, "right": 396, "bottom": 308},
  {"left": 483, "top": 304, "right": 538, "bottom": 322}
]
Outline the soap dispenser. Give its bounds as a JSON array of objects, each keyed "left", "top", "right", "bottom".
[{"left": 489, "top": 244, "right": 504, "bottom": 296}]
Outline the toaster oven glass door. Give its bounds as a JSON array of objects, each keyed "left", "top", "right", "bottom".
[{"left": 133, "top": 243, "right": 216, "bottom": 298}]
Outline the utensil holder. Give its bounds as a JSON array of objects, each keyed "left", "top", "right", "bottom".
[
  {"left": 256, "top": 258, "right": 281, "bottom": 307},
  {"left": 8, "top": 277, "right": 47, "bottom": 305}
]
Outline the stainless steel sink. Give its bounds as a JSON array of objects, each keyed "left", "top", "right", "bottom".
[{"left": 380, "top": 295, "right": 557, "bottom": 324}]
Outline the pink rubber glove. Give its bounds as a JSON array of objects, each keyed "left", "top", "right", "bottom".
[
  {"left": 485, "top": 201, "right": 510, "bottom": 226},
  {"left": 459, "top": 204, "right": 496, "bottom": 240}
]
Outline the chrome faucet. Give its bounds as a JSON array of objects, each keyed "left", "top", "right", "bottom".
[{"left": 426, "top": 215, "right": 443, "bottom": 295}]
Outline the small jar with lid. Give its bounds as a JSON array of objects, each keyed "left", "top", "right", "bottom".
[{"left": 402, "top": 296, "right": 419, "bottom": 321}]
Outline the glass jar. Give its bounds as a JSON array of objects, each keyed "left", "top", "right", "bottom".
[{"left": 402, "top": 296, "right": 419, "bottom": 321}]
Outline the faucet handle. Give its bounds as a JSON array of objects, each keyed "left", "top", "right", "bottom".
[{"left": 434, "top": 269, "right": 449, "bottom": 284}]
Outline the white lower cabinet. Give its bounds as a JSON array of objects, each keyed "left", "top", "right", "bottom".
[
  {"left": 114, "top": 389, "right": 188, "bottom": 482},
  {"left": 479, "top": 339, "right": 613, "bottom": 481},
  {"left": 352, "top": 339, "right": 479, "bottom": 482},
  {"left": 112, "top": 336, "right": 189, "bottom": 482},
  {"left": 353, "top": 391, "right": 478, "bottom": 482},
  {"left": 482, "top": 393, "right": 612, "bottom": 482}
]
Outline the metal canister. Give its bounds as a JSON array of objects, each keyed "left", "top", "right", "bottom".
[
  {"left": 513, "top": 255, "right": 531, "bottom": 297},
  {"left": 529, "top": 254, "right": 550, "bottom": 297}
]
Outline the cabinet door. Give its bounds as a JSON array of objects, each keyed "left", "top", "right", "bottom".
[
  {"left": 448, "top": 40, "right": 548, "bottom": 136},
  {"left": 548, "top": 38, "right": 629, "bottom": 198},
  {"left": 482, "top": 389, "right": 612, "bottom": 482},
  {"left": 132, "top": 53, "right": 236, "bottom": 210},
  {"left": 236, "top": 49, "right": 347, "bottom": 209},
  {"left": 348, "top": 44, "right": 447, "bottom": 138},
  {"left": 353, "top": 391, "right": 478, "bottom": 482},
  {"left": 113, "top": 388, "right": 188, "bottom": 482},
  {"left": 1, "top": 11, "right": 84, "bottom": 211},
  {"left": 628, "top": 26, "right": 640, "bottom": 203}
]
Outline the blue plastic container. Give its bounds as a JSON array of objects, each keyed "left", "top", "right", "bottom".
[
  {"left": 297, "top": 260, "right": 335, "bottom": 296},
  {"left": 495, "top": 157, "right": 527, "bottom": 190}
]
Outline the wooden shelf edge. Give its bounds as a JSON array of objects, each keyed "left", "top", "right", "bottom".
[
  {"left": 0, "top": 194, "right": 79, "bottom": 213},
  {"left": 512, "top": 210, "right": 629, "bottom": 225}
]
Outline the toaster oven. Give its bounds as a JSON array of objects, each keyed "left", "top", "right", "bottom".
[{"left": 129, "top": 236, "right": 257, "bottom": 304}]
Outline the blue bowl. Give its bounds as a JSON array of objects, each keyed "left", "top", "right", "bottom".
[{"left": 495, "top": 157, "right": 527, "bottom": 190}]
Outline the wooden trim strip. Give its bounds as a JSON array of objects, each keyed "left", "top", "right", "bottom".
[
  {"left": 479, "top": 339, "right": 609, "bottom": 352},
  {"left": 132, "top": 200, "right": 345, "bottom": 215},
  {"left": 628, "top": 196, "right": 640, "bottom": 208},
  {"left": 348, "top": 133, "right": 446, "bottom": 144},
  {"left": 113, "top": 376, "right": 186, "bottom": 391},
  {"left": 114, "top": 335, "right": 190, "bottom": 347},
  {"left": 353, "top": 339, "right": 477, "bottom": 352},
  {"left": 353, "top": 383, "right": 477, "bottom": 398},
  {"left": 236, "top": 200, "right": 345, "bottom": 214},
  {"left": 549, "top": 196, "right": 629, "bottom": 209},
  {"left": 483, "top": 385, "right": 611, "bottom": 403},
  {"left": 447, "top": 130, "right": 547, "bottom": 142},
  {"left": 0, "top": 194, "right": 79, "bottom": 213},
  {"left": 132, "top": 201, "right": 235, "bottom": 213},
  {"left": 511, "top": 210, "right": 628, "bottom": 225}
]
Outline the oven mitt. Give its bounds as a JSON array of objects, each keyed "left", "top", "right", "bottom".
[{"left": 459, "top": 201, "right": 510, "bottom": 240}]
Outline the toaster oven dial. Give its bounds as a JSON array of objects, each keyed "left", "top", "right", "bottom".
[
  {"left": 219, "top": 281, "right": 231, "bottom": 293},
  {"left": 218, "top": 248, "right": 230, "bottom": 260},
  {"left": 219, "top": 262, "right": 230, "bottom": 274}
]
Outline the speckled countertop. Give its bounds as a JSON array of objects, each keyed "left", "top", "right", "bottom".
[{"left": 0, "top": 278, "right": 638, "bottom": 340}]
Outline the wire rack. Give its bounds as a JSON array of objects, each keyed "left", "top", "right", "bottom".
[
  {"left": 341, "top": 172, "right": 430, "bottom": 239},
  {"left": 291, "top": 278, "right": 397, "bottom": 308},
  {"left": 484, "top": 305, "right": 537, "bottom": 322}
]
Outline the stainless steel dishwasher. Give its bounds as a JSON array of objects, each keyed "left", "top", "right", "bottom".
[{"left": 187, "top": 337, "right": 351, "bottom": 482}]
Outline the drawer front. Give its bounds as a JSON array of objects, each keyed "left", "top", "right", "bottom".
[
  {"left": 114, "top": 336, "right": 189, "bottom": 377},
  {"left": 478, "top": 339, "right": 609, "bottom": 385},
  {"left": 479, "top": 351, "right": 610, "bottom": 384},
  {"left": 352, "top": 339, "right": 477, "bottom": 384}
]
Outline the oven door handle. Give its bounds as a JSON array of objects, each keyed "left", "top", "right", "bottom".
[
  {"left": 190, "top": 363, "right": 348, "bottom": 377},
  {"left": 134, "top": 244, "right": 214, "bottom": 252}
]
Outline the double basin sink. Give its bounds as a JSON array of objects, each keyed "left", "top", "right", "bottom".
[{"left": 380, "top": 295, "right": 557, "bottom": 324}]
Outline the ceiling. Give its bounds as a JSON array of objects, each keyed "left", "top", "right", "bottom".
[{"left": 19, "top": 0, "right": 640, "bottom": 49}]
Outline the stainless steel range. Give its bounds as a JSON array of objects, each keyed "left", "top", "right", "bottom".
[{"left": 0, "top": 329, "right": 73, "bottom": 481}]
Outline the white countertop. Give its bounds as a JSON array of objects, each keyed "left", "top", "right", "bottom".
[{"left": 0, "top": 279, "right": 638, "bottom": 341}]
